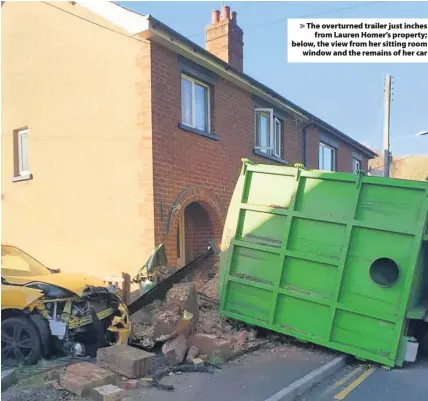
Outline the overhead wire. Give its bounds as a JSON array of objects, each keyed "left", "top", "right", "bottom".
[
  {"left": 41, "top": 1, "right": 149, "bottom": 45},
  {"left": 40, "top": 0, "right": 410, "bottom": 156},
  {"left": 43, "top": 1, "right": 383, "bottom": 45},
  {"left": 369, "top": 150, "right": 428, "bottom": 172},
  {"left": 186, "top": 1, "right": 383, "bottom": 39}
]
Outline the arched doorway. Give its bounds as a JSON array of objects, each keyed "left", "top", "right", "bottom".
[
  {"left": 166, "top": 185, "right": 225, "bottom": 269},
  {"left": 175, "top": 201, "right": 221, "bottom": 268}
]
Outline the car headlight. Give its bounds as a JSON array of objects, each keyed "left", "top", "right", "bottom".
[{"left": 25, "top": 282, "right": 74, "bottom": 298}]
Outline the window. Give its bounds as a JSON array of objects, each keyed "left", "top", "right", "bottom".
[
  {"left": 255, "top": 109, "right": 282, "bottom": 158},
  {"left": 274, "top": 118, "right": 282, "bottom": 158},
  {"left": 353, "top": 158, "right": 361, "bottom": 173},
  {"left": 319, "top": 142, "right": 335, "bottom": 171},
  {"left": 181, "top": 74, "right": 210, "bottom": 132},
  {"left": 16, "top": 128, "right": 29, "bottom": 176}
]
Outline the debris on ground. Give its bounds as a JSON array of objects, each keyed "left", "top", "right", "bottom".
[
  {"left": 60, "top": 362, "right": 116, "bottom": 397},
  {"left": 161, "top": 333, "right": 188, "bottom": 365},
  {"left": 91, "top": 384, "right": 123, "bottom": 401},
  {"left": 185, "top": 346, "right": 199, "bottom": 363},
  {"left": 96, "top": 344, "right": 155, "bottom": 378},
  {"left": 147, "top": 363, "right": 217, "bottom": 391},
  {"left": 2, "top": 262, "right": 292, "bottom": 398},
  {"left": 123, "top": 379, "right": 138, "bottom": 390},
  {"left": 130, "top": 263, "right": 263, "bottom": 369},
  {"left": 191, "top": 357, "right": 204, "bottom": 367}
]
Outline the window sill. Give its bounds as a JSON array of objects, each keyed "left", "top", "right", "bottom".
[
  {"left": 178, "top": 123, "right": 220, "bottom": 141},
  {"left": 253, "top": 150, "right": 289, "bottom": 165},
  {"left": 12, "top": 173, "right": 33, "bottom": 182}
]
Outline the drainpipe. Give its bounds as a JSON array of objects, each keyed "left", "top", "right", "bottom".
[{"left": 301, "top": 121, "right": 312, "bottom": 168}]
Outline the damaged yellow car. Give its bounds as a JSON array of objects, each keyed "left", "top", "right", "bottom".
[{"left": 1, "top": 244, "right": 131, "bottom": 365}]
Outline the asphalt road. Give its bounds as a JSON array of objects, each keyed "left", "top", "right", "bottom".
[
  {"left": 122, "top": 345, "right": 336, "bottom": 401},
  {"left": 298, "top": 355, "right": 428, "bottom": 401}
]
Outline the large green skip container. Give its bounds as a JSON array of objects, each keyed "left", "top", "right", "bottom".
[{"left": 219, "top": 159, "right": 428, "bottom": 367}]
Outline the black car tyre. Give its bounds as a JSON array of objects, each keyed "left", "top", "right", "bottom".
[{"left": 1, "top": 316, "right": 42, "bottom": 366}]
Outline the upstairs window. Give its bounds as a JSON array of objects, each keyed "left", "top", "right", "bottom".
[
  {"left": 15, "top": 128, "right": 29, "bottom": 176},
  {"left": 181, "top": 74, "right": 210, "bottom": 133},
  {"left": 319, "top": 142, "right": 335, "bottom": 171},
  {"left": 353, "top": 158, "right": 361, "bottom": 173},
  {"left": 255, "top": 109, "right": 282, "bottom": 158}
]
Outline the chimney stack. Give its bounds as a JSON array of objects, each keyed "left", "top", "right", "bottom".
[
  {"left": 205, "top": 6, "right": 244, "bottom": 73},
  {"left": 211, "top": 9, "right": 220, "bottom": 24}
]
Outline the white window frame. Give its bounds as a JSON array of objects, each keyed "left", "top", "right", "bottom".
[
  {"left": 17, "top": 128, "right": 29, "bottom": 176},
  {"left": 319, "top": 142, "right": 336, "bottom": 171},
  {"left": 353, "top": 158, "right": 361, "bottom": 173},
  {"left": 254, "top": 108, "right": 282, "bottom": 158},
  {"left": 181, "top": 74, "right": 210, "bottom": 133},
  {"left": 273, "top": 117, "right": 282, "bottom": 158}
]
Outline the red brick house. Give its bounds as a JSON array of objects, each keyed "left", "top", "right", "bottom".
[
  {"left": 142, "top": 5, "right": 376, "bottom": 266},
  {"left": 2, "top": 2, "right": 376, "bottom": 278}
]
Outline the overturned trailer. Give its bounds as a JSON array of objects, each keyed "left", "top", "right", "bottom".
[{"left": 219, "top": 159, "right": 428, "bottom": 367}]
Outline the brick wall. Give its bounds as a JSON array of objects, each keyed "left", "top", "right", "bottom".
[
  {"left": 369, "top": 153, "right": 428, "bottom": 181},
  {"left": 306, "top": 125, "right": 369, "bottom": 173},
  {"left": 148, "top": 41, "right": 368, "bottom": 265}
]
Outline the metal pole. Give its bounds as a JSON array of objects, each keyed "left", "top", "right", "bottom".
[{"left": 383, "top": 74, "right": 392, "bottom": 177}]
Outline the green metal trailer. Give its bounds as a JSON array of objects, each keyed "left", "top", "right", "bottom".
[{"left": 219, "top": 159, "right": 428, "bottom": 367}]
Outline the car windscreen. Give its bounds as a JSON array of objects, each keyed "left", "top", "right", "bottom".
[{"left": 1, "top": 245, "right": 52, "bottom": 277}]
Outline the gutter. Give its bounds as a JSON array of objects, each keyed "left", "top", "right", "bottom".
[
  {"left": 139, "top": 15, "right": 377, "bottom": 159},
  {"left": 143, "top": 16, "right": 308, "bottom": 122}
]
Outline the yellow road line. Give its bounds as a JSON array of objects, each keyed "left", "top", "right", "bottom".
[
  {"left": 321, "top": 366, "right": 364, "bottom": 397},
  {"left": 334, "top": 367, "right": 376, "bottom": 400}
]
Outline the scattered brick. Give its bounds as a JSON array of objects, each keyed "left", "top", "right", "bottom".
[
  {"left": 186, "top": 346, "right": 199, "bottom": 363},
  {"left": 91, "top": 384, "right": 123, "bottom": 401},
  {"left": 140, "top": 378, "right": 154, "bottom": 388},
  {"left": 188, "top": 333, "right": 232, "bottom": 358},
  {"left": 123, "top": 379, "right": 138, "bottom": 390},
  {"left": 61, "top": 363, "right": 116, "bottom": 397},
  {"left": 192, "top": 358, "right": 204, "bottom": 367},
  {"left": 97, "top": 344, "right": 155, "bottom": 379},
  {"left": 52, "top": 381, "right": 62, "bottom": 390},
  {"left": 162, "top": 333, "right": 188, "bottom": 365},
  {"left": 234, "top": 330, "right": 249, "bottom": 347}
]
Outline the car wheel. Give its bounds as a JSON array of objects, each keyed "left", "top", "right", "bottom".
[{"left": 1, "top": 316, "right": 42, "bottom": 366}]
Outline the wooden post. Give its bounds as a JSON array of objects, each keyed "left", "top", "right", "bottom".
[
  {"left": 122, "top": 272, "right": 131, "bottom": 306},
  {"left": 383, "top": 74, "right": 392, "bottom": 178}
]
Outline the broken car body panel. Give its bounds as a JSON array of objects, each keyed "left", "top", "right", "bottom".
[
  {"left": 1, "top": 244, "right": 131, "bottom": 364},
  {"left": 1, "top": 284, "right": 44, "bottom": 310},
  {"left": 219, "top": 159, "right": 428, "bottom": 367},
  {"left": 4, "top": 273, "right": 105, "bottom": 297}
]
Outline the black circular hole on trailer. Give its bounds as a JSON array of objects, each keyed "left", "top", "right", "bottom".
[{"left": 369, "top": 258, "right": 400, "bottom": 287}]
